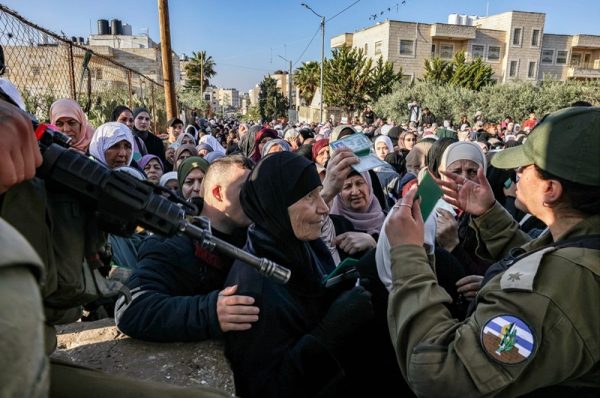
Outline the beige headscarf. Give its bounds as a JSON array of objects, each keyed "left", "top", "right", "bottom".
[{"left": 50, "top": 98, "right": 95, "bottom": 154}]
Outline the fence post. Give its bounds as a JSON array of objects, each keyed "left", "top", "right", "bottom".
[
  {"left": 151, "top": 82, "right": 157, "bottom": 133},
  {"left": 127, "top": 70, "right": 133, "bottom": 109},
  {"left": 67, "top": 43, "right": 76, "bottom": 100}
]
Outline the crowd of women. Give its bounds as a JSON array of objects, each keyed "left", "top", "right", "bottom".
[{"left": 45, "top": 97, "right": 599, "bottom": 397}]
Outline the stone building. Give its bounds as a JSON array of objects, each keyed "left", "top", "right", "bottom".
[{"left": 331, "top": 10, "right": 600, "bottom": 83}]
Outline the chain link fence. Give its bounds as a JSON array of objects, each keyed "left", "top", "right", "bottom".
[{"left": 0, "top": 4, "right": 166, "bottom": 131}]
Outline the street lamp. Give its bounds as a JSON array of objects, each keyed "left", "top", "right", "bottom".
[
  {"left": 301, "top": 3, "right": 325, "bottom": 124},
  {"left": 278, "top": 55, "right": 293, "bottom": 122}
]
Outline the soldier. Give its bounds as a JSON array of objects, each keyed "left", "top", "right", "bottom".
[{"left": 384, "top": 107, "right": 599, "bottom": 397}]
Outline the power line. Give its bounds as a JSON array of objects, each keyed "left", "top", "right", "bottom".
[
  {"left": 327, "top": 0, "right": 361, "bottom": 22},
  {"left": 293, "top": 23, "right": 321, "bottom": 67}
]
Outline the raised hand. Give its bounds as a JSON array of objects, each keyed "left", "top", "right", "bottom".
[
  {"left": 385, "top": 185, "right": 424, "bottom": 247},
  {"left": 433, "top": 166, "right": 496, "bottom": 216}
]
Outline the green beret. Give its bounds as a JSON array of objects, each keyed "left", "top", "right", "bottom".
[{"left": 177, "top": 156, "right": 209, "bottom": 188}]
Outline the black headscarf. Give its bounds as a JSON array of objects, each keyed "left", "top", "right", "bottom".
[
  {"left": 426, "top": 137, "right": 458, "bottom": 178},
  {"left": 239, "top": 125, "right": 261, "bottom": 158},
  {"left": 240, "top": 151, "right": 330, "bottom": 291}
]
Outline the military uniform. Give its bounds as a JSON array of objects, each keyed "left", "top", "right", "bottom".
[
  {"left": 0, "top": 218, "right": 47, "bottom": 397},
  {"left": 388, "top": 200, "right": 599, "bottom": 397}
]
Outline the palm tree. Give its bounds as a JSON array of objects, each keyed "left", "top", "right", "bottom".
[
  {"left": 294, "top": 61, "right": 320, "bottom": 106},
  {"left": 184, "top": 51, "right": 217, "bottom": 93}
]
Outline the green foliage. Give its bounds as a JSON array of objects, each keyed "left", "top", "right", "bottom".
[
  {"left": 177, "top": 88, "right": 208, "bottom": 115},
  {"left": 258, "top": 76, "right": 288, "bottom": 122},
  {"left": 294, "top": 61, "right": 320, "bottom": 105},
  {"left": 373, "top": 80, "right": 600, "bottom": 124},
  {"left": 422, "top": 52, "right": 495, "bottom": 91},
  {"left": 241, "top": 105, "right": 261, "bottom": 122},
  {"left": 184, "top": 51, "right": 217, "bottom": 92},
  {"left": 367, "top": 56, "right": 403, "bottom": 102},
  {"left": 22, "top": 87, "right": 58, "bottom": 122}
]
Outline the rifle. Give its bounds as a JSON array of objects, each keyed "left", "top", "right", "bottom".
[{"left": 35, "top": 124, "right": 291, "bottom": 284}]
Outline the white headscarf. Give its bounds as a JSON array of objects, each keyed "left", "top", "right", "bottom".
[
  {"left": 89, "top": 122, "right": 135, "bottom": 167},
  {"left": 199, "top": 134, "right": 226, "bottom": 155},
  {"left": 439, "top": 141, "right": 487, "bottom": 173},
  {"left": 374, "top": 135, "right": 394, "bottom": 153},
  {"left": 159, "top": 171, "right": 178, "bottom": 187}
]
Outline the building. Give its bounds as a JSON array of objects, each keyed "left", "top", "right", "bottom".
[
  {"left": 216, "top": 88, "right": 240, "bottom": 109},
  {"left": 331, "top": 10, "right": 600, "bottom": 83},
  {"left": 248, "top": 85, "right": 260, "bottom": 107}
]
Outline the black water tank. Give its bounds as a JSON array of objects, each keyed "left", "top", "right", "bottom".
[
  {"left": 110, "top": 19, "right": 122, "bottom": 35},
  {"left": 97, "top": 19, "right": 109, "bottom": 35},
  {"left": 78, "top": 37, "right": 85, "bottom": 44},
  {"left": 71, "top": 36, "right": 77, "bottom": 43}
]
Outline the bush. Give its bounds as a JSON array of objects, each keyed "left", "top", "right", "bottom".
[{"left": 373, "top": 80, "right": 600, "bottom": 124}]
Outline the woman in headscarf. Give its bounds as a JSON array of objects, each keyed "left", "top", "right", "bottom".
[
  {"left": 175, "top": 131, "right": 196, "bottom": 146},
  {"left": 49, "top": 98, "right": 94, "bottom": 154},
  {"left": 89, "top": 122, "right": 135, "bottom": 169},
  {"left": 138, "top": 154, "right": 164, "bottom": 184},
  {"left": 177, "top": 156, "right": 209, "bottom": 200},
  {"left": 250, "top": 128, "right": 278, "bottom": 162},
  {"left": 239, "top": 124, "right": 260, "bottom": 158},
  {"left": 374, "top": 135, "right": 393, "bottom": 161},
  {"left": 196, "top": 143, "right": 213, "bottom": 158},
  {"left": 132, "top": 107, "right": 166, "bottom": 164},
  {"left": 260, "top": 138, "right": 290, "bottom": 158},
  {"left": 159, "top": 171, "right": 178, "bottom": 192},
  {"left": 174, "top": 144, "right": 198, "bottom": 170},
  {"left": 311, "top": 139, "right": 330, "bottom": 179},
  {"left": 199, "top": 133, "right": 227, "bottom": 156},
  {"left": 329, "top": 171, "right": 386, "bottom": 256},
  {"left": 224, "top": 151, "right": 401, "bottom": 397}
]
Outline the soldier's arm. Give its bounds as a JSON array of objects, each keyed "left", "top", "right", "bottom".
[
  {"left": 388, "top": 244, "right": 594, "bottom": 397},
  {"left": 469, "top": 202, "right": 532, "bottom": 262}
]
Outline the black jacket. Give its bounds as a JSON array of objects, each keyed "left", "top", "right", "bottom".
[{"left": 115, "top": 229, "right": 244, "bottom": 342}]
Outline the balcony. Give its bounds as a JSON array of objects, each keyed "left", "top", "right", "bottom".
[
  {"left": 430, "top": 23, "right": 476, "bottom": 40},
  {"left": 331, "top": 33, "right": 353, "bottom": 49},
  {"left": 567, "top": 67, "right": 600, "bottom": 79},
  {"left": 571, "top": 35, "right": 600, "bottom": 49}
]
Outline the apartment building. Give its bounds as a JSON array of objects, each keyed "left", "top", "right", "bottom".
[{"left": 331, "top": 10, "right": 600, "bottom": 83}]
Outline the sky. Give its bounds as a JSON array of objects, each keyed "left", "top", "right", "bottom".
[{"left": 3, "top": 0, "right": 600, "bottom": 91}]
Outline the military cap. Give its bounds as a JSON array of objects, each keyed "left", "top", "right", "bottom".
[{"left": 492, "top": 106, "right": 600, "bottom": 186}]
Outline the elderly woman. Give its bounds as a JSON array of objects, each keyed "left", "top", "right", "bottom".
[
  {"left": 174, "top": 144, "right": 199, "bottom": 170},
  {"left": 224, "top": 151, "right": 402, "bottom": 397},
  {"left": 384, "top": 106, "right": 600, "bottom": 397},
  {"left": 175, "top": 131, "right": 196, "bottom": 146},
  {"left": 159, "top": 171, "right": 178, "bottom": 192},
  {"left": 196, "top": 143, "right": 214, "bottom": 158},
  {"left": 49, "top": 98, "right": 95, "bottom": 154},
  {"left": 250, "top": 128, "right": 279, "bottom": 162},
  {"left": 138, "top": 154, "right": 164, "bottom": 184},
  {"left": 89, "top": 122, "right": 135, "bottom": 169},
  {"left": 260, "top": 138, "right": 290, "bottom": 158},
  {"left": 329, "top": 171, "right": 386, "bottom": 256},
  {"left": 177, "top": 156, "right": 209, "bottom": 200}
]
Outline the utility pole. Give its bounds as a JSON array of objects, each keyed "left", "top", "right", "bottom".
[
  {"left": 278, "top": 55, "right": 293, "bottom": 122},
  {"left": 200, "top": 52, "right": 204, "bottom": 101},
  {"left": 302, "top": 3, "right": 325, "bottom": 124},
  {"left": 158, "top": 0, "right": 177, "bottom": 119}
]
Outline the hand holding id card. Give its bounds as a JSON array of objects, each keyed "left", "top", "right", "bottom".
[{"left": 329, "top": 133, "right": 386, "bottom": 173}]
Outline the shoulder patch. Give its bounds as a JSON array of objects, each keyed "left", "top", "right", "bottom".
[
  {"left": 500, "top": 247, "right": 555, "bottom": 291},
  {"left": 481, "top": 315, "right": 536, "bottom": 365}
]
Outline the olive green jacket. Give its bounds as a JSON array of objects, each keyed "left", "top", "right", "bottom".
[{"left": 388, "top": 202, "right": 600, "bottom": 397}]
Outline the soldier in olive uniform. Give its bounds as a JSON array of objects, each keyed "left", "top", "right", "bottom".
[{"left": 384, "top": 107, "right": 599, "bottom": 397}]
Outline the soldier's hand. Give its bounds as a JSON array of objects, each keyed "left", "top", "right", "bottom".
[
  {"left": 386, "top": 185, "right": 424, "bottom": 247},
  {"left": 434, "top": 166, "right": 496, "bottom": 216},
  {"left": 0, "top": 99, "right": 42, "bottom": 194},
  {"left": 320, "top": 148, "right": 359, "bottom": 204},
  {"left": 216, "top": 285, "right": 260, "bottom": 332}
]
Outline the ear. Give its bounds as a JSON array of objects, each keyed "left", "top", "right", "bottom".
[
  {"left": 542, "top": 179, "right": 563, "bottom": 206},
  {"left": 211, "top": 185, "right": 223, "bottom": 202}
]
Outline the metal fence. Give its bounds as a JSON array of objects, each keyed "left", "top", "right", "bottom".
[{"left": 0, "top": 4, "right": 166, "bottom": 130}]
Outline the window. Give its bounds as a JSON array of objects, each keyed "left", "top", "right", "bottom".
[
  {"left": 399, "top": 39, "right": 414, "bottom": 56},
  {"left": 431, "top": 44, "right": 436, "bottom": 57},
  {"left": 364, "top": 43, "right": 368, "bottom": 55},
  {"left": 556, "top": 50, "right": 568, "bottom": 65},
  {"left": 541, "top": 49, "right": 554, "bottom": 64},
  {"left": 531, "top": 29, "right": 540, "bottom": 47},
  {"left": 374, "top": 41, "right": 382, "bottom": 56},
  {"left": 440, "top": 43, "right": 454, "bottom": 59},
  {"left": 31, "top": 66, "right": 41, "bottom": 76},
  {"left": 471, "top": 44, "right": 485, "bottom": 59},
  {"left": 94, "top": 68, "right": 103, "bottom": 80},
  {"left": 512, "top": 27, "right": 522, "bottom": 46},
  {"left": 570, "top": 53, "right": 581, "bottom": 66},
  {"left": 487, "top": 45, "right": 500, "bottom": 61},
  {"left": 401, "top": 74, "right": 413, "bottom": 83},
  {"left": 509, "top": 60, "right": 519, "bottom": 77},
  {"left": 527, "top": 61, "right": 537, "bottom": 79}
]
